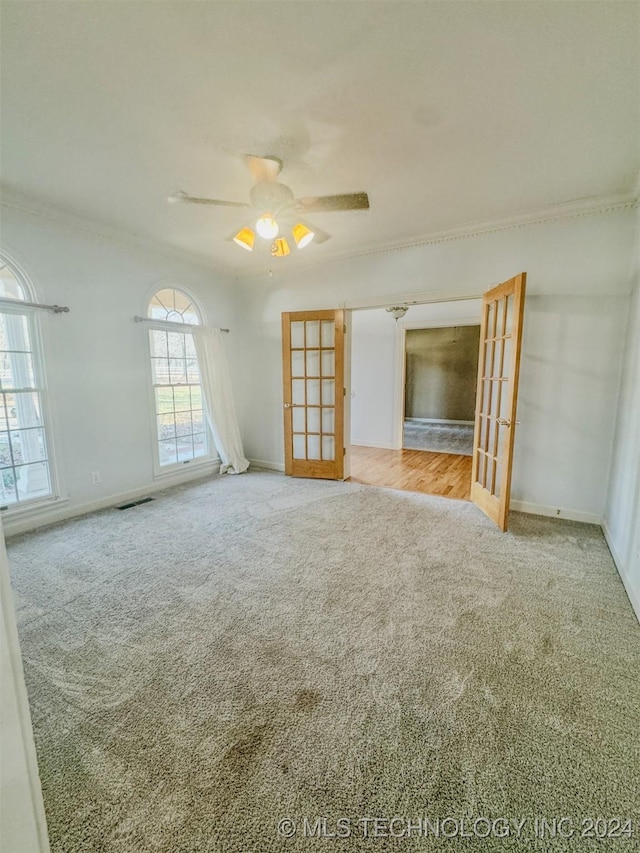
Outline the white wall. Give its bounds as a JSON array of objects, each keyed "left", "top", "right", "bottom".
[
  {"left": 351, "top": 300, "right": 482, "bottom": 448},
  {"left": 0, "top": 206, "right": 238, "bottom": 533},
  {"left": 603, "top": 217, "right": 640, "bottom": 621},
  {"left": 237, "top": 210, "right": 636, "bottom": 521},
  {"left": 0, "top": 518, "right": 50, "bottom": 853}
]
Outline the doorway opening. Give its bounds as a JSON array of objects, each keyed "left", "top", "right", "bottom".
[{"left": 348, "top": 299, "right": 482, "bottom": 501}]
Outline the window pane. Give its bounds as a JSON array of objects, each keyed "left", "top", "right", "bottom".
[
  {"left": 0, "top": 296, "right": 54, "bottom": 508},
  {"left": 190, "top": 386, "right": 202, "bottom": 409},
  {"left": 148, "top": 289, "right": 207, "bottom": 467},
  {"left": 0, "top": 431, "right": 12, "bottom": 467},
  {"left": 177, "top": 437, "right": 194, "bottom": 461},
  {"left": 173, "top": 387, "right": 191, "bottom": 411},
  {"left": 149, "top": 330, "right": 168, "bottom": 358},
  {"left": 151, "top": 358, "right": 170, "bottom": 384},
  {"left": 169, "top": 359, "right": 187, "bottom": 384},
  {"left": 1, "top": 392, "right": 43, "bottom": 430},
  {"left": 0, "top": 265, "right": 26, "bottom": 300},
  {"left": 175, "top": 412, "right": 192, "bottom": 437},
  {"left": 15, "top": 462, "right": 50, "bottom": 501},
  {"left": 159, "top": 438, "right": 177, "bottom": 466},
  {"left": 155, "top": 387, "right": 174, "bottom": 414},
  {"left": 8, "top": 428, "right": 47, "bottom": 464},
  {"left": 148, "top": 288, "right": 200, "bottom": 325},
  {"left": 0, "top": 351, "right": 35, "bottom": 390},
  {"left": 191, "top": 409, "right": 204, "bottom": 434},
  {"left": 157, "top": 414, "right": 176, "bottom": 441},
  {"left": 0, "top": 468, "right": 18, "bottom": 504}
]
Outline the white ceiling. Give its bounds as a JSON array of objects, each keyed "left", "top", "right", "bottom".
[{"left": 1, "top": 1, "right": 638, "bottom": 273}]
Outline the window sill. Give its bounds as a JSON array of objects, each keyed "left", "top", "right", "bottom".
[
  {"left": 152, "top": 457, "right": 220, "bottom": 481},
  {"left": 0, "top": 494, "right": 68, "bottom": 521}
]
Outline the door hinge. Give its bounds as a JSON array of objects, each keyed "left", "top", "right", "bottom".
[
  {"left": 343, "top": 324, "right": 347, "bottom": 334},
  {"left": 343, "top": 447, "right": 346, "bottom": 456},
  {"left": 343, "top": 387, "right": 346, "bottom": 396}
]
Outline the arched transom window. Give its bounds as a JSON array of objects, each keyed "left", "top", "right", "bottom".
[
  {"left": 0, "top": 260, "right": 54, "bottom": 507},
  {"left": 147, "top": 287, "right": 210, "bottom": 468}
]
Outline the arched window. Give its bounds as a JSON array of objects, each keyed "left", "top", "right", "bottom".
[
  {"left": 147, "top": 287, "right": 210, "bottom": 469},
  {"left": 0, "top": 259, "right": 54, "bottom": 507}
]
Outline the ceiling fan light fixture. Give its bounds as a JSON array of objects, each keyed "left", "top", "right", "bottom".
[
  {"left": 292, "top": 222, "right": 315, "bottom": 249},
  {"left": 256, "top": 213, "right": 279, "bottom": 240},
  {"left": 233, "top": 227, "right": 255, "bottom": 251},
  {"left": 271, "top": 237, "right": 291, "bottom": 257},
  {"left": 386, "top": 305, "right": 409, "bottom": 321}
]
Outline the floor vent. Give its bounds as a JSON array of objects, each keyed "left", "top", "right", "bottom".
[{"left": 116, "top": 497, "right": 155, "bottom": 511}]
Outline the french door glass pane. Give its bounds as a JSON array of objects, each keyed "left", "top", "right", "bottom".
[
  {"left": 291, "top": 322, "right": 305, "bottom": 348},
  {"left": 321, "top": 320, "right": 335, "bottom": 348},
  {"left": 307, "top": 435, "right": 321, "bottom": 460},
  {"left": 292, "top": 407, "right": 305, "bottom": 432},
  {"left": 306, "top": 379, "right": 320, "bottom": 406},
  {"left": 293, "top": 434, "right": 306, "bottom": 459},
  {"left": 305, "top": 321, "right": 320, "bottom": 348},
  {"left": 322, "top": 408, "right": 335, "bottom": 434},
  {"left": 306, "top": 350, "right": 320, "bottom": 377},
  {"left": 322, "top": 435, "right": 335, "bottom": 461},
  {"left": 291, "top": 351, "right": 305, "bottom": 377},
  {"left": 307, "top": 408, "right": 321, "bottom": 433}
]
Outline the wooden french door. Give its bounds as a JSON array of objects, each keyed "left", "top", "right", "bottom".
[
  {"left": 471, "top": 273, "right": 526, "bottom": 531},
  {"left": 282, "top": 310, "right": 345, "bottom": 479}
]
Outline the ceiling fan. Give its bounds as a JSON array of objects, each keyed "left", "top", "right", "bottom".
[{"left": 168, "top": 154, "right": 370, "bottom": 257}]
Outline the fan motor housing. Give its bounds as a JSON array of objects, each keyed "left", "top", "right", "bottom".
[{"left": 249, "top": 181, "right": 295, "bottom": 214}]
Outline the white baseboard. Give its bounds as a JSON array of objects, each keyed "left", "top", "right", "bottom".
[
  {"left": 602, "top": 521, "right": 640, "bottom": 624},
  {"left": 510, "top": 500, "right": 601, "bottom": 525},
  {"left": 3, "top": 463, "right": 220, "bottom": 537},
  {"left": 350, "top": 440, "right": 396, "bottom": 449},
  {"left": 248, "top": 459, "right": 285, "bottom": 472},
  {"left": 405, "top": 418, "right": 475, "bottom": 426}
]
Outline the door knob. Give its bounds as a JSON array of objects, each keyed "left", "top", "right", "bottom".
[
  {"left": 497, "top": 418, "right": 521, "bottom": 426},
  {"left": 284, "top": 403, "right": 292, "bottom": 409}
]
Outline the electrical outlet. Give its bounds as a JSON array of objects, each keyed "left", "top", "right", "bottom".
[{"left": 91, "top": 471, "right": 101, "bottom": 485}]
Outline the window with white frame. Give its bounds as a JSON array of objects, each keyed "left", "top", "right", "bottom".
[
  {"left": 147, "top": 287, "right": 210, "bottom": 468},
  {"left": 0, "top": 260, "right": 54, "bottom": 508}
]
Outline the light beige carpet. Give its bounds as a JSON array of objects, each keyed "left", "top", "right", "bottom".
[{"left": 7, "top": 471, "right": 640, "bottom": 852}]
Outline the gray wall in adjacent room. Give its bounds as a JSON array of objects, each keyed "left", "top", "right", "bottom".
[{"left": 405, "top": 326, "right": 480, "bottom": 420}]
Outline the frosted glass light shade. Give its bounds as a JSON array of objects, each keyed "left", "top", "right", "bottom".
[
  {"left": 271, "top": 238, "right": 291, "bottom": 257},
  {"left": 292, "top": 222, "right": 315, "bottom": 249},
  {"left": 233, "top": 227, "right": 255, "bottom": 251},
  {"left": 256, "top": 214, "right": 279, "bottom": 239}
]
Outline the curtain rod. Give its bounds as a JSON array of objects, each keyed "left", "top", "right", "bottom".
[
  {"left": 0, "top": 297, "right": 70, "bottom": 314},
  {"left": 133, "top": 315, "right": 229, "bottom": 333}
]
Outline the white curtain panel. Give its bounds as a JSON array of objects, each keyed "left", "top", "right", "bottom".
[{"left": 193, "top": 327, "right": 250, "bottom": 474}]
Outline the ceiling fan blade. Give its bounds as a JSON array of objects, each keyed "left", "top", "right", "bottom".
[
  {"left": 168, "top": 191, "right": 249, "bottom": 208},
  {"left": 244, "top": 154, "right": 283, "bottom": 183},
  {"left": 295, "top": 192, "right": 369, "bottom": 213}
]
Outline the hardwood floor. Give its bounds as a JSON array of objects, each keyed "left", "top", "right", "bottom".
[{"left": 348, "top": 445, "right": 472, "bottom": 501}]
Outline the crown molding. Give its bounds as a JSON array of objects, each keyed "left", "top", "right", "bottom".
[
  {"left": 1, "top": 185, "right": 636, "bottom": 284},
  {"left": 0, "top": 186, "right": 234, "bottom": 279},
  {"left": 236, "top": 191, "right": 639, "bottom": 282}
]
